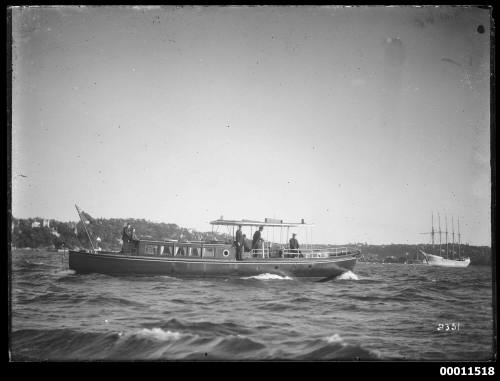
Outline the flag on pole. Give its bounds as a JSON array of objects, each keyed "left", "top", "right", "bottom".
[
  {"left": 75, "top": 204, "right": 97, "bottom": 253},
  {"left": 76, "top": 205, "right": 96, "bottom": 224},
  {"left": 82, "top": 211, "right": 96, "bottom": 224}
]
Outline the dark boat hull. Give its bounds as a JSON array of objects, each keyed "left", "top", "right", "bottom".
[{"left": 68, "top": 250, "right": 358, "bottom": 280}]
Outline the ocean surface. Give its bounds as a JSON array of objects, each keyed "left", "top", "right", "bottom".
[{"left": 10, "top": 249, "right": 494, "bottom": 361}]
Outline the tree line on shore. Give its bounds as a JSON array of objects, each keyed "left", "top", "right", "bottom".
[
  {"left": 10, "top": 217, "right": 491, "bottom": 265},
  {"left": 10, "top": 217, "right": 228, "bottom": 251}
]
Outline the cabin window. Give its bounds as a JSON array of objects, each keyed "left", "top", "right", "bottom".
[
  {"left": 176, "top": 246, "right": 186, "bottom": 256},
  {"left": 145, "top": 244, "right": 158, "bottom": 256},
  {"left": 191, "top": 247, "right": 199, "bottom": 257},
  {"left": 203, "top": 247, "right": 215, "bottom": 257},
  {"left": 223, "top": 249, "right": 229, "bottom": 257},
  {"left": 160, "top": 245, "right": 172, "bottom": 256}
]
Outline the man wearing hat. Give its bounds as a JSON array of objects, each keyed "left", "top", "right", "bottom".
[
  {"left": 252, "top": 226, "right": 264, "bottom": 251},
  {"left": 121, "top": 223, "right": 132, "bottom": 252},
  {"left": 235, "top": 225, "right": 244, "bottom": 261},
  {"left": 289, "top": 233, "right": 300, "bottom": 253}
]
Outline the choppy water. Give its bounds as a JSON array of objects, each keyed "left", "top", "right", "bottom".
[{"left": 10, "top": 249, "right": 494, "bottom": 361}]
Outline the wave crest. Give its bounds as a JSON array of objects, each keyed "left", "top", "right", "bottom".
[
  {"left": 133, "top": 328, "right": 183, "bottom": 341},
  {"left": 337, "top": 271, "right": 359, "bottom": 280},
  {"left": 241, "top": 273, "right": 292, "bottom": 280},
  {"left": 325, "top": 333, "right": 344, "bottom": 344}
]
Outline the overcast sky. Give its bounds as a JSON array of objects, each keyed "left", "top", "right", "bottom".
[{"left": 11, "top": 6, "right": 491, "bottom": 245}]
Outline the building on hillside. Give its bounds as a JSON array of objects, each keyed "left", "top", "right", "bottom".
[{"left": 31, "top": 221, "right": 41, "bottom": 228}]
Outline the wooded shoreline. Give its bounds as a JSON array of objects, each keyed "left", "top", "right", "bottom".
[{"left": 10, "top": 217, "right": 492, "bottom": 265}]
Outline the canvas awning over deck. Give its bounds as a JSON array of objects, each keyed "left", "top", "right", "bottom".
[{"left": 209, "top": 219, "right": 315, "bottom": 228}]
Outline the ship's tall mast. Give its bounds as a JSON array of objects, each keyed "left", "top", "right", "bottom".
[
  {"left": 438, "top": 213, "right": 442, "bottom": 256},
  {"left": 431, "top": 212, "right": 435, "bottom": 254},
  {"left": 445, "top": 215, "right": 449, "bottom": 259},
  {"left": 451, "top": 216, "right": 455, "bottom": 259},
  {"left": 458, "top": 217, "right": 461, "bottom": 259}
]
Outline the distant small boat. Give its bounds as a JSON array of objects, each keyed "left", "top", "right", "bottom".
[{"left": 419, "top": 213, "right": 470, "bottom": 268}]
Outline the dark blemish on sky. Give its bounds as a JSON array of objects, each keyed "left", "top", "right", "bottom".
[
  {"left": 477, "top": 25, "right": 485, "bottom": 34},
  {"left": 441, "top": 58, "right": 461, "bottom": 67}
]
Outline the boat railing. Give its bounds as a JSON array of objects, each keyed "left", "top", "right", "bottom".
[
  {"left": 240, "top": 247, "right": 359, "bottom": 259},
  {"left": 281, "top": 247, "right": 357, "bottom": 258},
  {"left": 249, "top": 248, "right": 270, "bottom": 258},
  {"left": 123, "top": 238, "right": 360, "bottom": 260}
]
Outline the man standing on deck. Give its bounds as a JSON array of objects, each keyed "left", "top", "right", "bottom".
[
  {"left": 123, "top": 223, "right": 132, "bottom": 241},
  {"left": 131, "top": 228, "right": 139, "bottom": 243},
  {"left": 289, "top": 233, "right": 300, "bottom": 253},
  {"left": 252, "top": 226, "right": 264, "bottom": 250},
  {"left": 121, "top": 223, "right": 132, "bottom": 252},
  {"left": 235, "top": 225, "right": 244, "bottom": 261}
]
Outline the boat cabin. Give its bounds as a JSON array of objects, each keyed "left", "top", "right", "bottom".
[
  {"left": 129, "top": 239, "right": 236, "bottom": 259},
  {"left": 118, "top": 218, "right": 358, "bottom": 260}
]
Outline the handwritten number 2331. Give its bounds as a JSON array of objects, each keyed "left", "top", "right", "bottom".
[{"left": 437, "top": 323, "right": 460, "bottom": 331}]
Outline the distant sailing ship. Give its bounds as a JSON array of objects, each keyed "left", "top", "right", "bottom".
[{"left": 419, "top": 213, "right": 470, "bottom": 268}]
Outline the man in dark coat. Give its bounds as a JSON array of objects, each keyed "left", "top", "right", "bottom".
[
  {"left": 252, "top": 226, "right": 264, "bottom": 250},
  {"left": 289, "top": 233, "right": 300, "bottom": 253},
  {"left": 121, "top": 223, "right": 132, "bottom": 252},
  {"left": 235, "top": 225, "right": 244, "bottom": 260},
  {"left": 122, "top": 223, "right": 131, "bottom": 242},
  {"left": 242, "top": 234, "right": 251, "bottom": 252},
  {"left": 131, "top": 228, "right": 139, "bottom": 242}
]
